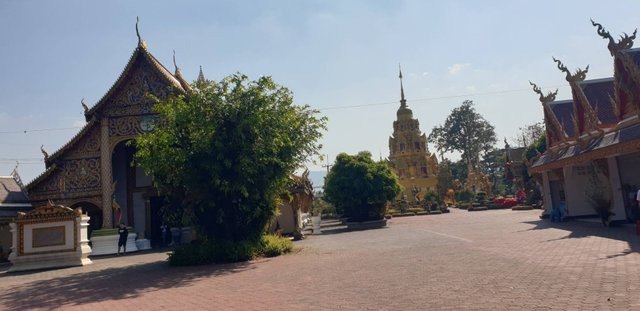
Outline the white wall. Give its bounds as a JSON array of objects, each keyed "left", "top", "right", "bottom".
[{"left": 563, "top": 165, "right": 598, "bottom": 217}]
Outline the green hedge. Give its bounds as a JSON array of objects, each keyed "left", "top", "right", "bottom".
[{"left": 168, "top": 234, "right": 293, "bottom": 266}]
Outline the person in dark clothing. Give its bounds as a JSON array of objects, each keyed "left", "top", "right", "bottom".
[
  {"left": 160, "top": 223, "right": 168, "bottom": 247},
  {"left": 117, "top": 223, "right": 128, "bottom": 255}
]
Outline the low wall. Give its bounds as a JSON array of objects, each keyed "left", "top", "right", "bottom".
[{"left": 9, "top": 202, "right": 91, "bottom": 272}]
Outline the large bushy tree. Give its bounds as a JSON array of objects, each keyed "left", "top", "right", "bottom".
[
  {"left": 134, "top": 73, "right": 326, "bottom": 243},
  {"left": 323, "top": 151, "right": 401, "bottom": 221},
  {"left": 429, "top": 100, "right": 497, "bottom": 168}
]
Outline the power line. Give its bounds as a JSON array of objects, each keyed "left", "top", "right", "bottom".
[
  {"left": 318, "top": 84, "right": 570, "bottom": 111},
  {"left": 0, "top": 84, "right": 569, "bottom": 134},
  {"left": 0, "top": 126, "right": 83, "bottom": 135}
]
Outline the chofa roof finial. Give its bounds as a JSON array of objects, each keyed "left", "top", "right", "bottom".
[
  {"left": 40, "top": 145, "right": 49, "bottom": 162},
  {"left": 552, "top": 57, "right": 589, "bottom": 82},
  {"left": 136, "top": 16, "right": 147, "bottom": 49},
  {"left": 81, "top": 98, "right": 89, "bottom": 114},
  {"left": 529, "top": 81, "right": 558, "bottom": 104},
  {"left": 591, "top": 19, "right": 637, "bottom": 56}
]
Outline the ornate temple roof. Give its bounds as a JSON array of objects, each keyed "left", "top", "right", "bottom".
[
  {"left": 0, "top": 176, "right": 29, "bottom": 204},
  {"left": 84, "top": 44, "right": 186, "bottom": 120},
  {"left": 575, "top": 78, "right": 616, "bottom": 126},
  {"left": 530, "top": 122, "right": 640, "bottom": 173},
  {"left": 547, "top": 100, "right": 575, "bottom": 138},
  {"left": 44, "top": 117, "right": 98, "bottom": 167}
]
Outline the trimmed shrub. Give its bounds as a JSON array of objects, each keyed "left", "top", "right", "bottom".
[
  {"left": 168, "top": 234, "right": 293, "bottom": 266},
  {"left": 260, "top": 234, "right": 293, "bottom": 257},
  {"left": 456, "top": 190, "right": 475, "bottom": 203}
]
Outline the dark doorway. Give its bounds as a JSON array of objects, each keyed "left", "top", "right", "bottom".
[
  {"left": 149, "top": 196, "right": 165, "bottom": 247},
  {"left": 72, "top": 202, "right": 102, "bottom": 237}
]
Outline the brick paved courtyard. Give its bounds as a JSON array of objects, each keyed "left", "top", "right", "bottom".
[{"left": 2, "top": 208, "right": 640, "bottom": 310}]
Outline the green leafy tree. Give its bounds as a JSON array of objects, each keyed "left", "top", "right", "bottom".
[
  {"left": 134, "top": 73, "right": 326, "bottom": 243},
  {"left": 429, "top": 100, "right": 497, "bottom": 168},
  {"left": 481, "top": 148, "right": 504, "bottom": 195},
  {"left": 514, "top": 121, "right": 545, "bottom": 148},
  {"left": 323, "top": 151, "right": 401, "bottom": 221}
]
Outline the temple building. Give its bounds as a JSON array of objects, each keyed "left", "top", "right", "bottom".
[
  {"left": 388, "top": 67, "right": 438, "bottom": 203},
  {"left": 25, "top": 22, "right": 192, "bottom": 243},
  {"left": 0, "top": 168, "right": 31, "bottom": 260},
  {"left": 528, "top": 20, "right": 640, "bottom": 223}
]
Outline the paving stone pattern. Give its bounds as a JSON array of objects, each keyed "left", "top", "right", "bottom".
[{"left": 1, "top": 209, "right": 640, "bottom": 310}]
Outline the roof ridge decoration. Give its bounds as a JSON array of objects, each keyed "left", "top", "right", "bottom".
[
  {"left": 173, "top": 50, "right": 192, "bottom": 93},
  {"left": 616, "top": 52, "right": 640, "bottom": 118},
  {"left": 552, "top": 57, "right": 599, "bottom": 133},
  {"left": 136, "top": 16, "right": 148, "bottom": 49},
  {"left": 40, "top": 145, "right": 49, "bottom": 163},
  {"left": 591, "top": 19, "right": 637, "bottom": 56},
  {"left": 529, "top": 81, "right": 558, "bottom": 103},
  {"left": 81, "top": 98, "right": 89, "bottom": 115},
  {"left": 552, "top": 57, "right": 589, "bottom": 83},
  {"left": 25, "top": 164, "right": 57, "bottom": 191},
  {"left": 45, "top": 117, "right": 98, "bottom": 166},
  {"left": 530, "top": 81, "right": 566, "bottom": 143}
]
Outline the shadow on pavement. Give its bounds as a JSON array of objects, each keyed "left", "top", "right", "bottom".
[
  {"left": 0, "top": 255, "right": 254, "bottom": 310},
  {"left": 521, "top": 218, "right": 640, "bottom": 258}
]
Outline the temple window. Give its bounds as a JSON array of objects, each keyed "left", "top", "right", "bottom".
[
  {"left": 420, "top": 166, "right": 427, "bottom": 175},
  {"left": 400, "top": 143, "right": 405, "bottom": 152},
  {"left": 414, "top": 142, "right": 421, "bottom": 150}
]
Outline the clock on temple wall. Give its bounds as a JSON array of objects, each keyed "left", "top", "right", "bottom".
[{"left": 139, "top": 115, "right": 155, "bottom": 133}]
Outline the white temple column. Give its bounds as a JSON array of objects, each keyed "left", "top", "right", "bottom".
[{"left": 101, "top": 118, "right": 113, "bottom": 228}]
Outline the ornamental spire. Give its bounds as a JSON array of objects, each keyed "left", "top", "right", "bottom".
[
  {"left": 399, "top": 64, "right": 406, "bottom": 108},
  {"left": 197, "top": 66, "right": 206, "bottom": 85}
]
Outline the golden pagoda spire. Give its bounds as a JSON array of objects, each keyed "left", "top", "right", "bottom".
[{"left": 399, "top": 64, "right": 407, "bottom": 108}]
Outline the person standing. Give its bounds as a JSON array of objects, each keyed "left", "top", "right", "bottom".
[
  {"left": 160, "top": 223, "right": 168, "bottom": 247},
  {"left": 117, "top": 223, "right": 128, "bottom": 255}
]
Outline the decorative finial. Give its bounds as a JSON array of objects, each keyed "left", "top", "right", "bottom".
[
  {"left": 529, "top": 81, "right": 558, "bottom": 103},
  {"left": 81, "top": 98, "right": 89, "bottom": 114},
  {"left": 552, "top": 57, "right": 589, "bottom": 82},
  {"left": 197, "top": 66, "right": 206, "bottom": 85},
  {"left": 504, "top": 137, "right": 510, "bottom": 149},
  {"left": 399, "top": 63, "right": 406, "bottom": 108},
  {"left": 135, "top": 16, "right": 147, "bottom": 49},
  {"left": 40, "top": 145, "right": 49, "bottom": 161},
  {"left": 173, "top": 50, "right": 178, "bottom": 73},
  {"left": 591, "top": 19, "right": 637, "bottom": 56}
]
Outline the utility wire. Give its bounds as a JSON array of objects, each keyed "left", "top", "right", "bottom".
[
  {"left": 0, "top": 84, "right": 569, "bottom": 133},
  {"left": 318, "top": 84, "right": 570, "bottom": 111},
  {"left": 0, "top": 126, "right": 83, "bottom": 135}
]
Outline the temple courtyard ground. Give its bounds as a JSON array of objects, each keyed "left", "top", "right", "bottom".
[{"left": 2, "top": 208, "right": 640, "bottom": 310}]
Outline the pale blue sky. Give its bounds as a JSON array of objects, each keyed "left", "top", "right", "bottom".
[{"left": 2, "top": 0, "right": 640, "bottom": 182}]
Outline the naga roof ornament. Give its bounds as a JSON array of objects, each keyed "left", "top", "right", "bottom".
[
  {"left": 81, "top": 98, "right": 89, "bottom": 114},
  {"left": 172, "top": 50, "right": 192, "bottom": 93},
  {"left": 552, "top": 57, "right": 589, "bottom": 83},
  {"left": 591, "top": 19, "right": 637, "bottom": 56},
  {"left": 40, "top": 145, "right": 49, "bottom": 162},
  {"left": 529, "top": 81, "right": 558, "bottom": 103},
  {"left": 136, "top": 16, "right": 147, "bottom": 49}
]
